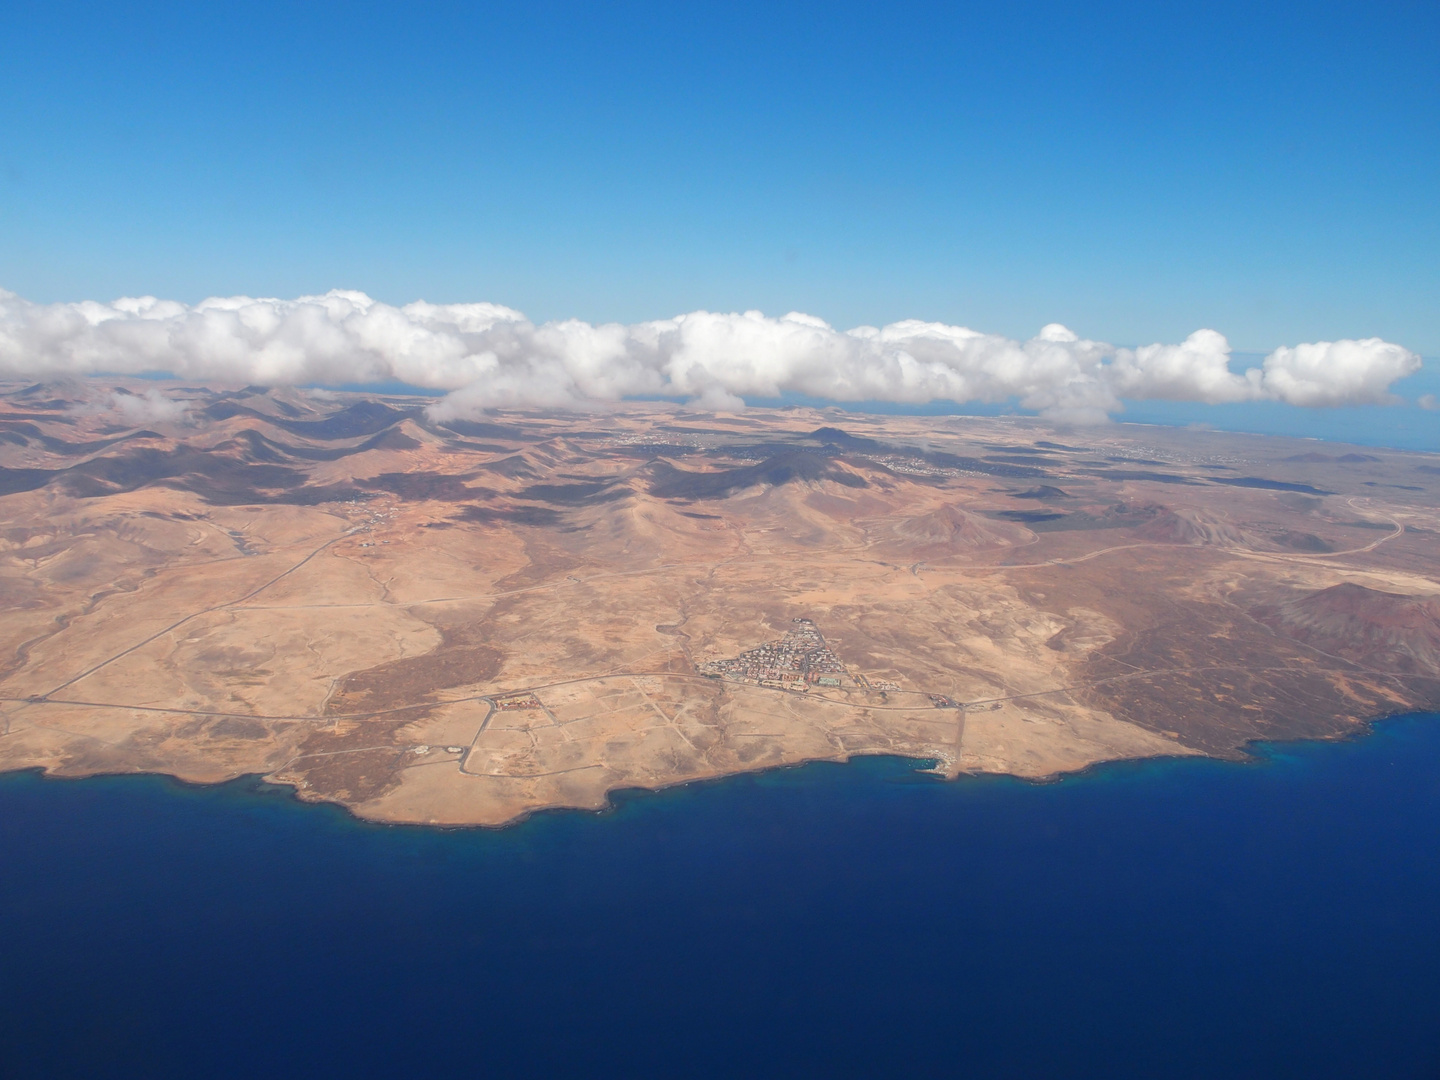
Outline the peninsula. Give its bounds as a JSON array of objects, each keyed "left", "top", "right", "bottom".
[{"left": 2, "top": 381, "right": 1438, "bottom": 824}]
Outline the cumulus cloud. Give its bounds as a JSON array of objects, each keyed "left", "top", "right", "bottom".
[
  {"left": 1260, "top": 339, "right": 1420, "bottom": 407},
  {"left": 0, "top": 287, "right": 1421, "bottom": 422}
]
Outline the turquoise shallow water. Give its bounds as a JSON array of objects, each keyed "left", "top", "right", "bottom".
[{"left": 2, "top": 715, "right": 1439, "bottom": 1079}]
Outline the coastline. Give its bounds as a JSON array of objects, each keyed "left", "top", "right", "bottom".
[{"left": 5, "top": 704, "right": 1433, "bottom": 829}]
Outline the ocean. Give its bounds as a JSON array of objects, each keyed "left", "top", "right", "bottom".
[{"left": 2, "top": 716, "right": 1438, "bottom": 1079}]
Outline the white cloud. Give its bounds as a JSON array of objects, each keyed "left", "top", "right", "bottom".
[
  {"left": 106, "top": 388, "right": 192, "bottom": 426},
  {"left": 61, "top": 386, "right": 192, "bottom": 427},
  {"left": 687, "top": 386, "right": 747, "bottom": 412},
  {"left": 1259, "top": 339, "right": 1420, "bottom": 407},
  {"left": 0, "top": 287, "right": 1421, "bottom": 421},
  {"left": 1418, "top": 394, "right": 1437, "bottom": 411}
]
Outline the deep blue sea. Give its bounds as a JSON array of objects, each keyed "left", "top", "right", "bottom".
[{"left": 3, "top": 716, "right": 1439, "bottom": 1080}]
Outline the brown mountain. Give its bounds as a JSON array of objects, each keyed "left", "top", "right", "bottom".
[{"left": 1255, "top": 583, "right": 1440, "bottom": 675}]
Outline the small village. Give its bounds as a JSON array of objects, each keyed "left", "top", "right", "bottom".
[
  {"left": 345, "top": 494, "right": 398, "bottom": 548},
  {"left": 701, "top": 618, "right": 853, "bottom": 690},
  {"left": 701, "top": 618, "right": 895, "bottom": 694}
]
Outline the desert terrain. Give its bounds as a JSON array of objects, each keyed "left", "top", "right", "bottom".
[{"left": 2, "top": 380, "right": 1438, "bottom": 825}]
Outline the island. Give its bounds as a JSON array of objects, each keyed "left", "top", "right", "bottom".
[{"left": 2, "top": 380, "right": 1437, "bottom": 825}]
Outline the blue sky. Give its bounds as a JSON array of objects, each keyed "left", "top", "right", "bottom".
[{"left": 2, "top": 0, "right": 1436, "bottom": 360}]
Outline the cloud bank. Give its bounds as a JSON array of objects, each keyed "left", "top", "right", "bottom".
[{"left": 0, "top": 288, "right": 1421, "bottom": 422}]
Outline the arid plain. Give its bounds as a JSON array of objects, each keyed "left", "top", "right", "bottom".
[{"left": 2, "top": 380, "right": 1438, "bottom": 824}]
